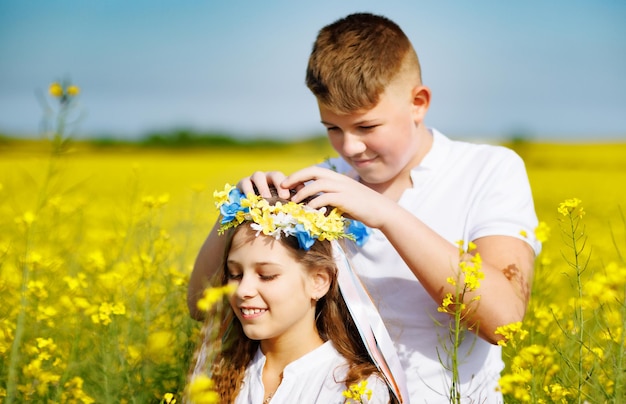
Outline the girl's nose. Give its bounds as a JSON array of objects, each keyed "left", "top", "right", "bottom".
[{"left": 234, "top": 274, "right": 257, "bottom": 299}]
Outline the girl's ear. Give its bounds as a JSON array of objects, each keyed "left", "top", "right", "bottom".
[{"left": 310, "top": 267, "right": 332, "bottom": 300}]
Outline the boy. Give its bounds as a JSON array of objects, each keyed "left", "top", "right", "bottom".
[{"left": 189, "top": 12, "right": 540, "bottom": 403}]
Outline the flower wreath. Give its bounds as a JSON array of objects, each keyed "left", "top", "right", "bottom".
[{"left": 214, "top": 184, "right": 371, "bottom": 250}]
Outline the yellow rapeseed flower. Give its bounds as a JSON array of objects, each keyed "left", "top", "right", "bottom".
[
  {"left": 498, "top": 371, "right": 532, "bottom": 402},
  {"left": 543, "top": 383, "right": 571, "bottom": 403},
  {"left": 197, "top": 284, "right": 236, "bottom": 312},
  {"left": 91, "top": 302, "right": 126, "bottom": 325},
  {"left": 66, "top": 85, "right": 80, "bottom": 96},
  {"left": 36, "top": 338, "right": 56, "bottom": 351},
  {"left": 557, "top": 198, "right": 584, "bottom": 217},
  {"left": 437, "top": 292, "right": 455, "bottom": 314},
  {"left": 163, "top": 392, "right": 177, "bottom": 403},
  {"left": 342, "top": 380, "right": 372, "bottom": 403},
  {"left": 86, "top": 250, "right": 106, "bottom": 271},
  {"left": 494, "top": 321, "right": 528, "bottom": 347},
  {"left": 27, "top": 280, "right": 49, "bottom": 299},
  {"left": 15, "top": 211, "right": 37, "bottom": 227},
  {"left": 111, "top": 302, "right": 126, "bottom": 315},
  {"left": 146, "top": 331, "right": 176, "bottom": 359},
  {"left": 49, "top": 82, "right": 63, "bottom": 97},
  {"left": 499, "top": 343, "right": 561, "bottom": 401},
  {"left": 61, "top": 377, "right": 95, "bottom": 404},
  {"left": 459, "top": 253, "right": 484, "bottom": 292},
  {"left": 187, "top": 374, "right": 219, "bottom": 404},
  {"left": 534, "top": 221, "right": 551, "bottom": 243},
  {"left": 63, "top": 273, "right": 88, "bottom": 291},
  {"left": 36, "top": 306, "right": 58, "bottom": 326}
]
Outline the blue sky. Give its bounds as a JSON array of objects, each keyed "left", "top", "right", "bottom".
[{"left": 1, "top": 0, "right": 625, "bottom": 142}]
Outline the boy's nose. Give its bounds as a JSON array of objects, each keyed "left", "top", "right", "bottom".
[{"left": 342, "top": 133, "right": 366, "bottom": 156}]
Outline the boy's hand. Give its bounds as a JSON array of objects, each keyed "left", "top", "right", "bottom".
[
  {"left": 238, "top": 171, "right": 291, "bottom": 199},
  {"left": 282, "top": 166, "right": 391, "bottom": 229}
]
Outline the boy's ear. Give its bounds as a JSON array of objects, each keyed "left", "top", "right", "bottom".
[
  {"left": 411, "top": 85, "right": 431, "bottom": 123},
  {"left": 310, "top": 268, "right": 332, "bottom": 300}
]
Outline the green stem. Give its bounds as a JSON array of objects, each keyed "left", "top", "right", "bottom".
[
  {"left": 570, "top": 214, "right": 584, "bottom": 404},
  {"left": 612, "top": 289, "right": 626, "bottom": 401},
  {"left": 449, "top": 286, "right": 468, "bottom": 404},
  {"left": 5, "top": 231, "right": 33, "bottom": 403},
  {"left": 102, "top": 327, "right": 112, "bottom": 403},
  {"left": 5, "top": 82, "right": 75, "bottom": 403},
  {"left": 450, "top": 308, "right": 462, "bottom": 404}
]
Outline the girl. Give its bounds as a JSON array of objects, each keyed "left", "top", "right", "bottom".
[{"left": 188, "top": 185, "right": 394, "bottom": 403}]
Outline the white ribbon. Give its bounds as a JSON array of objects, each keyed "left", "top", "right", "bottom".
[{"left": 332, "top": 240, "right": 410, "bottom": 403}]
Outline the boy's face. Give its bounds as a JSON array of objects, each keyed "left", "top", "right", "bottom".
[{"left": 319, "top": 80, "right": 427, "bottom": 190}]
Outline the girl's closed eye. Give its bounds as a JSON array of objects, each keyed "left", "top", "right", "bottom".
[
  {"left": 259, "top": 273, "right": 278, "bottom": 281},
  {"left": 227, "top": 271, "right": 242, "bottom": 281}
]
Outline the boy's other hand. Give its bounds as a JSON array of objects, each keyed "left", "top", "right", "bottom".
[
  {"left": 283, "top": 166, "right": 391, "bottom": 229},
  {"left": 238, "top": 171, "right": 291, "bottom": 199}
]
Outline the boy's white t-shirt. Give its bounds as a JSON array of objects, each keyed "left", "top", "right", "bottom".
[
  {"left": 235, "top": 341, "right": 390, "bottom": 404},
  {"left": 324, "top": 129, "right": 541, "bottom": 404}
]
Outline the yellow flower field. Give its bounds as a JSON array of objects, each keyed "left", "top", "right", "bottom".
[{"left": 1, "top": 138, "right": 625, "bottom": 403}]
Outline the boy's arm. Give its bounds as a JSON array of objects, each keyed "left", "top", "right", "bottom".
[
  {"left": 187, "top": 220, "right": 225, "bottom": 320},
  {"left": 284, "top": 166, "right": 534, "bottom": 344},
  {"left": 379, "top": 212, "right": 534, "bottom": 344}
]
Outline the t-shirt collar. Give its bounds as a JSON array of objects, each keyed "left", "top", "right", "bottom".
[{"left": 414, "top": 128, "right": 449, "bottom": 171}]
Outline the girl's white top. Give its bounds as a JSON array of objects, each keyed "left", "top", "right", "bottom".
[{"left": 234, "top": 341, "right": 390, "bottom": 404}]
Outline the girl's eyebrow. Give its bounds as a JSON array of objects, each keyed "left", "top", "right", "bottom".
[{"left": 226, "top": 259, "right": 282, "bottom": 267}]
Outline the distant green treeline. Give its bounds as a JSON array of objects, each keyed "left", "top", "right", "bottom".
[{"left": 0, "top": 129, "right": 329, "bottom": 149}]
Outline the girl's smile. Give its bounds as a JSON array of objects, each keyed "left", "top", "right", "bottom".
[{"left": 239, "top": 307, "right": 268, "bottom": 319}]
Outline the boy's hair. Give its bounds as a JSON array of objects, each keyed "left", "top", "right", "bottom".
[
  {"left": 306, "top": 12, "right": 422, "bottom": 113},
  {"left": 189, "top": 198, "right": 381, "bottom": 402}
]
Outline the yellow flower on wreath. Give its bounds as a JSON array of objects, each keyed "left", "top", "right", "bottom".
[
  {"left": 213, "top": 183, "right": 236, "bottom": 206},
  {"left": 214, "top": 183, "right": 370, "bottom": 251}
]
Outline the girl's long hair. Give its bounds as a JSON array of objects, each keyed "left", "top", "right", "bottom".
[{"left": 188, "top": 200, "right": 381, "bottom": 403}]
